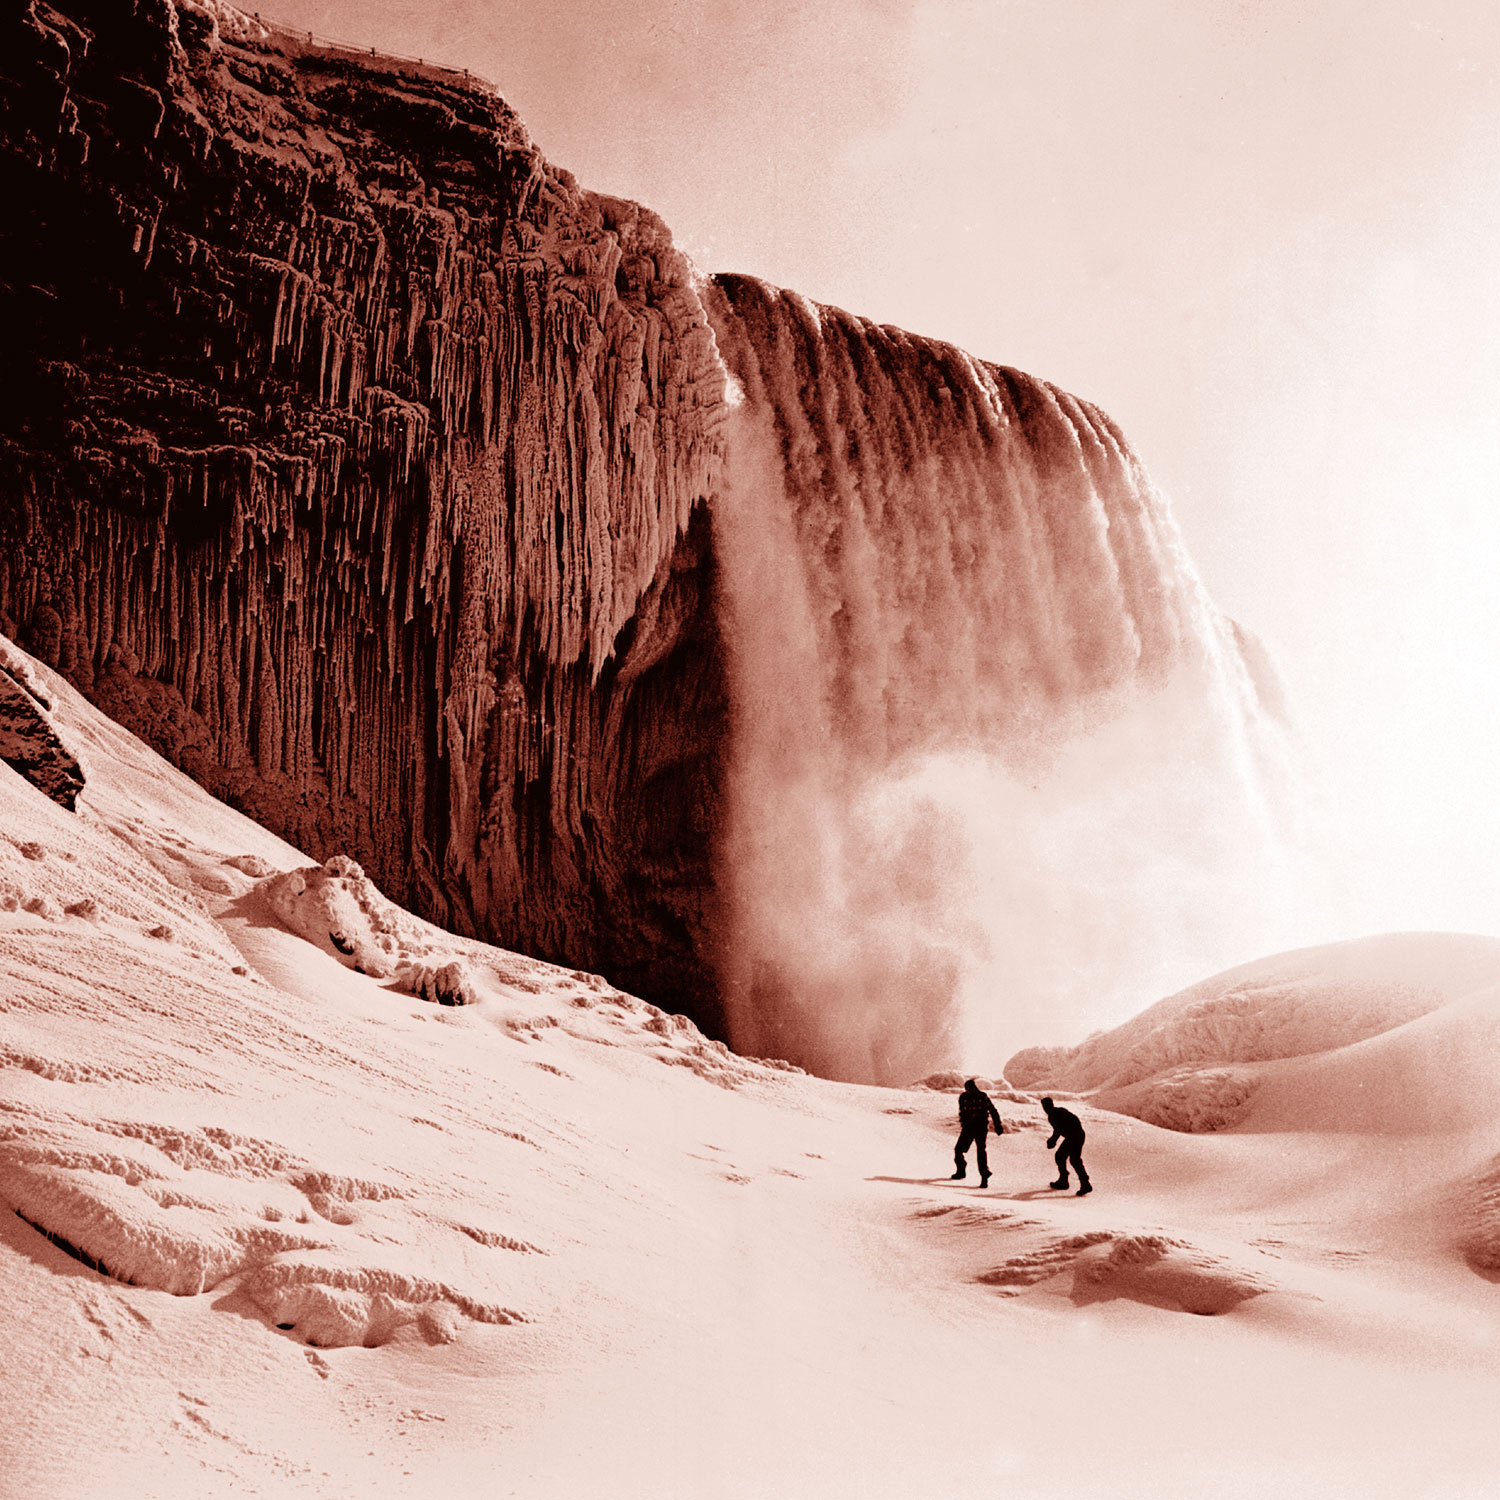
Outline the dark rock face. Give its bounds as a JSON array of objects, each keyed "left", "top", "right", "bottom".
[
  {"left": 0, "top": 0, "right": 728, "bottom": 1020},
  {"left": 0, "top": 641, "right": 86, "bottom": 810}
]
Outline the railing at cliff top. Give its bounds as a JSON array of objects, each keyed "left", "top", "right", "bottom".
[{"left": 246, "top": 12, "right": 500, "bottom": 96}]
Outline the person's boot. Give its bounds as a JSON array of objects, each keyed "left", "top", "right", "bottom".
[
  {"left": 1049, "top": 1178, "right": 1069, "bottom": 1190},
  {"left": 1075, "top": 1182, "right": 1092, "bottom": 1196},
  {"left": 978, "top": 1173, "right": 990, "bottom": 1187},
  {"left": 950, "top": 1170, "right": 966, "bottom": 1180}
]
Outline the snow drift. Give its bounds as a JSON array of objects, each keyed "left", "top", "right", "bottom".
[
  {"left": 4, "top": 632, "right": 1500, "bottom": 1497},
  {"left": 1008, "top": 932, "right": 1500, "bottom": 1135}
]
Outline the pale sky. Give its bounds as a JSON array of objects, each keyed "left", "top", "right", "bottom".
[{"left": 265, "top": 0, "right": 1500, "bottom": 947}]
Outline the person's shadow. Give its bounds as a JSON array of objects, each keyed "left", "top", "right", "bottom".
[{"left": 865, "top": 1177, "right": 1063, "bottom": 1201}]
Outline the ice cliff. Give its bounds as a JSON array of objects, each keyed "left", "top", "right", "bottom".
[
  {"left": 1, "top": 0, "right": 730, "bottom": 1019},
  {"left": 0, "top": 0, "right": 1285, "bottom": 1074}
]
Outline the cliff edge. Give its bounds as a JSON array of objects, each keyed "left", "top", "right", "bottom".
[{"left": 1, "top": 0, "right": 731, "bottom": 1020}]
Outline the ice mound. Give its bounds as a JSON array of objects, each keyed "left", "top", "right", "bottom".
[
  {"left": 261, "top": 856, "right": 416, "bottom": 978},
  {"left": 0, "top": 1111, "right": 526, "bottom": 1345},
  {"left": 972, "top": 1227, "right": 1117, "bottom": 1290},
  {"left": 912, "top": 1072, "right": 1029, "bottom": 1102},
  {"left": 0, "top": 1112, "right": 336, "bottom": 1295},
  {"left": 636, "top": 1002, "right": 802, "bottom": 1086},
  {"left": 1069, "top": 1233, "right": 1277, "bottom": 1316},
  {"left": 1007, "top": 933, "right": 1500, "bottom": 1098},
  {"left": 1011, "top": 936, "right": 1500, "bottom": 1141},
  {"left": 972, "top": 1219, "right": 1277, "bottom": 1316},
  {"left": 1243, "top": 981, "right": 1500, "bottom": 1136},
  {"left": 1461, "top": 1155, "right": 1500, "bottom": 1279},
  {"left": 396, "top": 958, "right": 481, "bottom": 1007},
  {"left": 1092, "top": 1065, "right": 1260, "bottom": 1134},
  {"left": 260, "top": 855, "right": 494, "bottom": 1006},
  {"left": 238, "top": 1256, "right": 525, "bottom": 1348}
]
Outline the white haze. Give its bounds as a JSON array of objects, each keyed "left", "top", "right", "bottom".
[
  {"left": 717, "top": 684, "right": 1315, "bottom": 1080},
  {"left": 711, "top": 334, "right": 1315, "bottom": 1082}
]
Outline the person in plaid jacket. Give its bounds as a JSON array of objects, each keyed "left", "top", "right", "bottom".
[{"left": 950, "top": 1079, "right": 1005, "bottom": 1187}]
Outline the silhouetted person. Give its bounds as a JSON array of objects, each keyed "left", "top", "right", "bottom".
[
  {"left": 1042, "top": 1097, "right": 1091, "bottom": 1196},
  {"left": 951, "top": 1079, "right": 1005, "bottom": 1187}
]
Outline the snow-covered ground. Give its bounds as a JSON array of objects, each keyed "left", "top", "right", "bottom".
[{"left": 3, "top": 635, "right": 1499, "bottom": 1499}]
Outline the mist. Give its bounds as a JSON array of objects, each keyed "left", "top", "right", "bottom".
[{"left": 706, "top": 279, "right": 1310, "bottom": 1082}]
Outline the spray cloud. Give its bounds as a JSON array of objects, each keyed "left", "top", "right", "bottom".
[{"left": 705, "top": 275, "right": 1303, "bottom": 1083}]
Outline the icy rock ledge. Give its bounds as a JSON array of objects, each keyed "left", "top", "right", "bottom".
[
  {"left": 395, "top": 959, "right": 480, "bottom": 1008},
  {"left": 0, "top": 1114, "right": 528, "bottom": 1347},
  {"left": 0, "top": 640, "right": 85, "bottom": 811},
  {"left": 260, "top": 855, "right": 484, "bottom": 1005}
]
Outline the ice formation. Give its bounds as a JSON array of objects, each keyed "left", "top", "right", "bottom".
[
  {"left": 1007, "top": 933, "right": 1500, "bottom": 1133},
  {"left": 966, "top": 1219, "right": 1278, "bottom": 1316},
  {"left": 1, "top": 0, "right": 729, "bottom": 1021},
  {"left": 2, "top": 0, "right": 1295, "bottom": 1078},
  {"left": 706, "top": 276, "right": 1295, "bottom": 1080},
  {"left": 1006, "top": 932, "right": 1500, "bottom": 1093}
]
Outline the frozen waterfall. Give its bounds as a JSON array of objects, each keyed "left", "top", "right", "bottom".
[{"left": 706, "top": 274, "right": 1300, "bottom": 1083}]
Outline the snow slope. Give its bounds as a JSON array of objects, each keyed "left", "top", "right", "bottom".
[
  {"left": 1008, "top": 933, "right": 1500, "bottom": 1131},
  {"left": 4, "top": 635, "right": 1500, "bottom": 1499}
]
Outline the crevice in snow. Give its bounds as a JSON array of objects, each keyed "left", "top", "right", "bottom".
[{"left": 15, "top": 1209, "right": 134, "bottom": 1285}]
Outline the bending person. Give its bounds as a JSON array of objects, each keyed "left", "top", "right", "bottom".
[
  {"left": 1042, "top": 1097, "right": 1092, "bottom": 1196},
  {"left": 951, "top": 1079, "right": 1005, "bottom": 1187}
]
